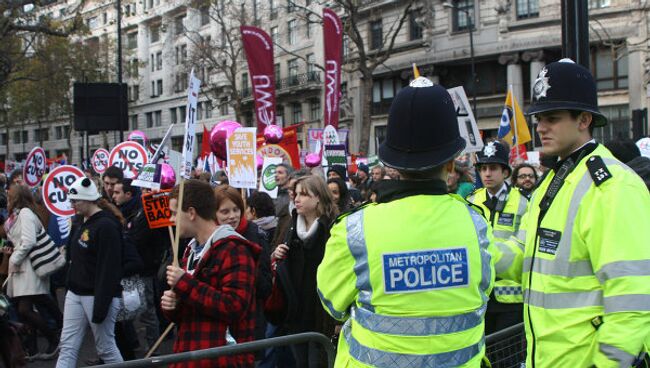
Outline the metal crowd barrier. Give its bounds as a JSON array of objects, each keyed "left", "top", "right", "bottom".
[
  {"left": 95, "top": 332, "right": 335, "bottom": 368},
  {"left": 485, "top": 322, "right": 526, "bottom": 368}
]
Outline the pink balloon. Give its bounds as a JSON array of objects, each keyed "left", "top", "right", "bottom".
[
  {"left": 160, "top": 163, "right": 176, "bottom": 190},
  {"left": 305, "top": 153, "right": 321, "bottom": 168},
  {"left": 210, "top": 120, "right": 241, "bottom": 161},
  {"left": 128, "top": 130, "right": 148, "bottom": 147},
  {"left": 256, "top": 154, "right": 263, "bottom": 170},
  {"left": 263, "top": 124, "right": 283, "bottom": 144}
]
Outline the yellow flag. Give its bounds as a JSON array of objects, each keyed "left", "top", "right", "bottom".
[
  {"left": 412, "top": 63, "right": 420, "bottom": 78},
  {"left": 497, "top": 89, "right": 531, "bottom": 146}
]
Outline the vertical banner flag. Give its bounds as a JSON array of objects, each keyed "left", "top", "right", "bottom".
[
  {"left": 241, "top": 26, "right": 276, "bottom": 130},
  {"left": 259, "top": 156, "right": 282, "bottom": 199},
  {"left": 498, "top": 87, "right": 532, "bottom": 148},
  {"left": 180, "top": 70, "right": 201, "bottom": 179},
  {"left": 322, "top": 8, "right": 343, "bottom": 129},
  {"left": 447, "top": 86, "right": 484, "bottom": 153},
  {"left": 227, "top": 128, "right": 258, "bottom": 189}
]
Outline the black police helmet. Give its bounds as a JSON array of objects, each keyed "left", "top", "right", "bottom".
[
  {"left": 378, "top": 77, "right": 466, "bottom": 171},
  {"left": 475, "top": 141, "right": 511, "bottom": 172},
  {"left": 526, "top": 58, "right": 607, "bottom": 127}
]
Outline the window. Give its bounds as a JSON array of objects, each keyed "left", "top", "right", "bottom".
[
  {"left": 151, "top": 81, "right": 156, "bottom": 97},
  {"left": 175, "top": 73, "right": 188, "bottom": 92},
  {"left": 409, "top": 11, "right": 422, "bottom": 40},
  {"left": 452, "top": 0, "right": 475, "bottom": 32},
  {"left": 34, "top": 128, "right": 48, "bottom": 142},
  {"left": 306, "top": 17, "right": 314, "bottom": 38},
  {"left": 592, "top": 105, "right": 630, "bottom": 143},
  {"left": 130, "top": 114, "right": 138, "bottom": 129},
  {"left": 271, "top": 26, "right": 279, "bottom": 44},
  {"left": 591, "top": 47, "right": 628, "bottom": 91},
  {"left": 288, "top": 59, "right": 299, "bottom": 85},
  {"left": 103, "top": 12, "right": 107, "bottom": 24},
  {"left": 292, "top": 103, "right": 302, "bottom": 124},
  {"left": 22, "top": 131, "right": 28, "bottom": 143},
  {"left": 150, "top": 53, "right": 154, "bottom": 71},
  {"left": 269, "top": 0, "right": 277, "bottom": 19},
  {"left": 287, "top": 0, "right": 296, "bottom": 12},
  {"left": 146, "top": 112, "right": 154, "bottom": 127},
  {"left": 156, "top": 51, "right": 162, "bottom": 70},
  {"left": 288, "top": 20, "right": 297, "bottom": 45},
  {"left": 150, "top": 24, "right": 160, "bottom": 43},
  {"left": 157, "top": 79, "right": 163, "bottom": 96},
  {"left": 310, "top": 99, "right": 320, "bottom": 121},
  {"left": 13, "top": 131, "right": 21, "bottom": 143},
  {"left": 277, "top": 105, "right": 285, "bottom": 125},
  {"left": 132, "top": 84, "right": 139, "bottom": 100},
  {"left": 197, "top": 102, "right": 204, "bottom": 120},
  {"left": 372, "top": 77, "right": 404, "bottom": 115},
  {"left": 516, "top": 0, "right": 539, "bottom": 19},
  {"left": 306, "top": 53, "right": 315, "bottom": 75},
  {"left": 370, "top": 20, "right": 383, "bottom": 50},
  {"left": 242, "top": 72, "right": 249, "bottom": 90},
  {"left": 589, "top": 0, "right": 610, "bottom": 9},
  {"left": 205, "top": 101, "right": 213, "bottom": 118},
  {"left": 174, "top": 15, "right": 185, "bottom": 36},
  {"left": 179, "top": 106, "right": 186, "bottom": 122},
  {"left": 171, "top": 136, "right": 184, "bottom": 152},
  {"left": 0, "top": 133, "right": 6, "bottom": 145},
  {"left": 200, "top": 6, "right": 210, "bottom": 26},
  {"left": 154, "top": 110, "right": 162, "bottom": 126},
  {"left": 170, "top": 108, "right": 177, "bottom": 124},
  {"left": 127, "top": 32, "right": 137, "bottom": 49},
  {"left": 55, "top": 127, "right": 63, "bottom": 140},
  {"left": 274, "top": 63, "right": 281, "bottom": 85},
  {"left": 343, "top": 35, "right": 349, "bottom": 60},
  {"left": 220, "top": 97, "right": 229, "bottom": 115}
]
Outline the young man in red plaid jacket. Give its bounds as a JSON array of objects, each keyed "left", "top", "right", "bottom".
[{"left": 162, "top": 180, "right": 261, "bottom": 367}]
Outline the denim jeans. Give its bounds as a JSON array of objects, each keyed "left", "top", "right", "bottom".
[{"left": 56, "top": 291, "right": 123, "bottom": 368}]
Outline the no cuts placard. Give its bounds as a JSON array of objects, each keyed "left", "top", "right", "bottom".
[
  {"left": 92, "top": 148, "right": 110, "bottom": 174},
  {"left": 108, "top": 141, "right": 149, "bottom": 179},
  {"left": 42, "top": 165, "right": 85, "bottom": 217},
  {"left": 23, "top": 147, "right": 47, "bottom": 187}
]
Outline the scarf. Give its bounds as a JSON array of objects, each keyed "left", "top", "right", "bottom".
[
  {"left": 296, "top": 215, "right": 320, "bottom": 241},
  {"left": 253, "top": 216, "right": 278, "bottom": 231}
]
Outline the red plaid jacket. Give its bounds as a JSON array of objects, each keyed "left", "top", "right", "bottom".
[{"left": 163, "top": 231, "right": 260, "bottom": 368}]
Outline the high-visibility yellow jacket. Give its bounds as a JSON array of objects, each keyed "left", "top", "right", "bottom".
[
  {"left": 316, "top": 193, "right": 511, "bottom": 368},
  {"left": 510, "top": 144, "right": 650, "bottom": 368},
  {"left": 467, "top": 186, "right": 528, "bottom": 303}
]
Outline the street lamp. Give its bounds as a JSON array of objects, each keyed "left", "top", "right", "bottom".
[{"left": 443, "top": 2, "right": 477, "bottom": 119}]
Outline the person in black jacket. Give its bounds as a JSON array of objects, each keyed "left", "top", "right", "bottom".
[{"left": 56, "top": 177, "right": 124, "bottom": 368}]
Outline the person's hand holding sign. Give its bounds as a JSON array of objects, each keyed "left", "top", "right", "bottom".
[{"left": 166, "top": 265, "right": 186, "bottom": 288}]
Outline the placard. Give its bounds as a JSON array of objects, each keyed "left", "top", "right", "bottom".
[
  {"left": 227, "top": 128, "right": 257, "bottom": 189},
  {"left": 108, "top": 141, "right": 149, "bottom": 179},
  {"left": 141, "top": 190, "right": 173, "bottom": 229},
  {"left": 132, "top": 163, "right": 162, "bottom": 190},
  {"left": 180, "top": 70, "right": 201, "bottom": 179},
  {"left": 41, "top": 165, "right": 85, "bottom": 217},
  {"left": 91, "top": 148, "right": 110, "bottom": 174},
  {"left": 258, "top": 157, "right": 282, "bottom": 199},
  {"left": 23, "top": 147, "right": 46, "bottom": 187},
  {"left": 307, "top": 128, "right": 349, "bottom": 153},
  {"left": 447, "top": 86, "right": 484, "bottom": 153}
]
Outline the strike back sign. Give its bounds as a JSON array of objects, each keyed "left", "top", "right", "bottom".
[
  {"left": 382, "top": 247, "right": 469, "bottom": 293},
  {"left": 141, "top": 190, "right": 173, "bottom": 229}
]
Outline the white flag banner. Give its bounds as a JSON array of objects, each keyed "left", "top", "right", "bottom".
[
  {"left": 258, "top": 157, "right": 282, "bottom": 199},
  {"left": 180, "top": 70, "right": 201, "bottom": 179}
]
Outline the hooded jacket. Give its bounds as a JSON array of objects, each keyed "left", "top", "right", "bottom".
[{"left": 163, "top": 225, "right": 261, "bottom": 368}]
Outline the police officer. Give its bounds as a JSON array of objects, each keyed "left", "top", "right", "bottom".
[
  {"left": 509, "top": 59, "right": 650, "bottom": 367},
  {"left": 316, "top": 77, "right": 519, "bottom": 367},
  {"left": 467, "top": 140, "right": 528, "bottom": 333}
]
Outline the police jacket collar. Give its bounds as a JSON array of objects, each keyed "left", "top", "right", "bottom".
[
  {"left": 375, "top": 179, "right": 448, "bottom": 204},
  {"left": 553, "top": 141, "right": 598, "bottom": 171}
]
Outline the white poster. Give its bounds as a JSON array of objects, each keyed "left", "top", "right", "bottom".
[
  {"left": 258, "top": 157, "right": 282, "bottom": 199},
  {"left": 227, "top": 128, "right": 258, "bottom": 189},
  {"left": 180, "top": 70, "right": 201, "bottom": 179},
  {"left": 447, "top": 86, "right": 484, "bottom": 153}
]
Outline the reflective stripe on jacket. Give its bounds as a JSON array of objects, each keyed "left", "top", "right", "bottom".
[{"left": 317, "top": 194, "right": 496, "bottom": 368}]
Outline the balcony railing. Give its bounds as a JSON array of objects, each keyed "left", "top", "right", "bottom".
[{"left": 240, "top": 72, "right": 321, "bottom": 99}]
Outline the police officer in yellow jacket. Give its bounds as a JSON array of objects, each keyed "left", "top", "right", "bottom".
[
  {"left": 467, "top": 140, "right": 528, "bottom": 333},
  {"left": 509, "top": 59, "right": 650, "bottom": 368},
  {"left": 316, "top": 77, "right": 520, "bottom": 368}
]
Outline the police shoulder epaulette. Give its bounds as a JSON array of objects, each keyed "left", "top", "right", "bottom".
[
  {"left": 585, "top": 155, "right": 612, "bottom": 187},
  {"left": 332, "top": 201, "right": 374, "bottom": 226},
  {"left": 450, "top": 193, "right": 485, "bottom": 217}
]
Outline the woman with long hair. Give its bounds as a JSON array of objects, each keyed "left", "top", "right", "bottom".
[
  {"left": 3, "top": 185, "right": 62, "bottom": 360},
  {"left": 271, "top": 175, "right": 338, "bottom": 367},
  {"left": 326, "top": 178, "right": 352, "bottom": 213},
  {"left": 56, "top": 177, "right": 124, "bottom": 368}
]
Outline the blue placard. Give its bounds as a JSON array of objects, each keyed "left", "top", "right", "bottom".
[{"left": 383, "top": 247, "right": 469, "bottom": 293}]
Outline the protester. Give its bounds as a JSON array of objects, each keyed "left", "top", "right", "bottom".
[
  {"left": 446, "top": 160, "right": 474, "bottom": 197},
  {"left": 245, "top": 191, "right": 278, "bottom": 245},
  {"left": 326, "top": 178, "right": 352, "bottom": 213},
  {"left": 507, "top": 59, "right": 650, "bottom": 367},
  {"left": 370, "top": 165, "right": 385, "bottom": 183},
  {"left": 354, "top": 163, "right": 370, "bottom": 194},
  {"left": 3, "top": 185, "right": 62, "bottom": 360},
  {"left": 57, "top": 177, "right": 123, "bottom": 367},
  {"left": 512, "top": 163, "right": 538, "bottom": 198},
  {"left": 273, "top": 163, "right": 293, "bottom": 217},
  {"left": 317, "top": 78, "right": 509, "bottom": 367},
  {"left": 605, "top": 138, "right": 641, "bottom": 164},
  {"left": 271, "top": 175, "right": 338, "bottom": 367},
  {"left": 101, "top": 166, "right": 124, "bottom": 201},
  {"left": 162, "top": 180, "right": 260, "bottom": 368},
  {"left": 385, "top": 166, "right": 401, "bottom": 180}
]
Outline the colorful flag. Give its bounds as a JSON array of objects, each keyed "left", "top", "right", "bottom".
[
  {"left": 201, "top": 124, "right": 211, "bottom": 159},
  {"left": 322, "top": 8, "right": 343, "bottom": 129},
  {"left": 497, "top": 89, "right": 531, "bottom": 146},
  {"left": 241, "top": 26, "right": 276, "bottom": 130}
]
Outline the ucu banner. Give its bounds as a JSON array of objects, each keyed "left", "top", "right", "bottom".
[
  {"left": 322, "top": 8, "right": 342, "bottom": 129},
  {"left": 241, "top": 26, "right": 276, "bottom": 130}
]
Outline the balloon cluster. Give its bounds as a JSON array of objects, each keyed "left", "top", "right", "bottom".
[
  {"left": 263, "top": 124, "right": 283, "bottom": 144},
  {"left": 209, "top": 120, "right": 241, "bottom": 161}
]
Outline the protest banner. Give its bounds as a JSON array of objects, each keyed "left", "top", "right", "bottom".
[
  {"left": 23, "top": 147, "right": 46, "bottom": 187},
  {"left": 132, "top": 163, "right": 162, "bottom": 190},
  {"left": 41, "top": 165, "right": 85, "bottom": 217},
  {"left": 4, "top": 160, "right": 23, "bottom": 175},
  {"left": 109, "top": 141, "right": 149, "bottom": 179},
  {"left": 141, "top": 190, "right": 173, "bottom": 229},
  {"left": 323, "top": 8, "right": 343, "bottom": 129},
  {"left": 447, "top": 86, "right": 484, "bottom": 153},
  {"left": 324, "top": 144, "right": 347, "bottom": 177},
  {"left": 91, "top": 148, "right": 110, "bottom": 174},
  {"left": 241, "top": 26, "right": 276, "bottom": 129},
  {"left": 256, "top": 124, "right": 301, "bottom": 169},
  {"left": 180, "top": 70, "right": 201, "bottom": 179},
  {"left": 259, "top": 157, "right": 282, "bottom": 199},
  {"left": 227, "top": 128, "right": 257, "bottom": 189},
  {"left": 307, "top": 128, "right": 349, "bottom": 153}
]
